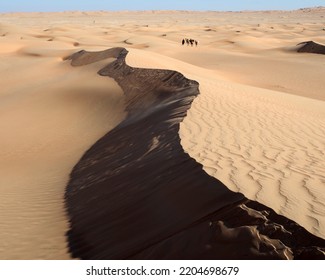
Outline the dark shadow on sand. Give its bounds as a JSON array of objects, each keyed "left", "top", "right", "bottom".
[
  {"left": 65, "top": 48, "right": 325, "bottom": 260},
  {"left": 297, "top": 41, "right": 325, "bottom": 55}
]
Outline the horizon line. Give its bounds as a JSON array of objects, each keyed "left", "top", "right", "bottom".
[{"left": 0, "top": 6, "right": 324, "bottom": 14}]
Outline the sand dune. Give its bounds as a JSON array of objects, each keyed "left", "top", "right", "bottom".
[
  {"left": 0, "top": 26, "right": 125, "bottom": 259},
  {"left": 65, "top": 48, "right": 325, "bottom": 259},
  {"left": 0, "top": 8, "right": 325, "bottom": 259},
  {"left": 180, "top": 74, "right": 325, "bottom": 239},
  {"left": 297, "top": 40, "right": 325, "bottom": 54}
]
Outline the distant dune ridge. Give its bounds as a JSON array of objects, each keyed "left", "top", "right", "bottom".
[
  {"left": 0, "top": 9, "right": 325, "bottom": 259},
  {"left": 64, "top": 48, "right": 325, "bottom": 259},
  {"left": 297, "top": 41, "right": 325, "bottom": 54}
]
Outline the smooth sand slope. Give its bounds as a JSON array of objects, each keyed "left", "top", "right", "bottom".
[
  {"left": 0, "top": 23, "right": 126, "bottom": 259},
  {"left": 0, "top": 8, "right": 325, "bottom": 258}
]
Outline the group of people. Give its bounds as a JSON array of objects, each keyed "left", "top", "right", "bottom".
[{"left": 181, "top": 38, "right": 198, "bottom": 47}]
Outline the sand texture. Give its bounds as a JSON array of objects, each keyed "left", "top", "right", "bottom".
[
  {"left": 65, "top": 48, "right": 325, "bottom": 259},
  {"left": 0, "top": 8, "right": 325, "bottom": 259}
]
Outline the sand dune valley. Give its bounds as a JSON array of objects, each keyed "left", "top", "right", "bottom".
[{"left": 1, "top": 8, "right": 325, "bottom": 259}]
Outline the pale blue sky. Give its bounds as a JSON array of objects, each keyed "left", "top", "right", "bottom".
[{"left": 0, "top": 0, "right": 324, "bottom": 12}]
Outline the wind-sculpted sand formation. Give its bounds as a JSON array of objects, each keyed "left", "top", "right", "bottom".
[
  {"left": 65, "top": 48, "right": 325, "bottom": 259},
  {"left": 0, "top": 8, "right": 325, "bottom": 259},
  {"left": 297, "top": 41, "right": 325, "bottom": 54}
]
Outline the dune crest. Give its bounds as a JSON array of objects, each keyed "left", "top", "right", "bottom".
[
  {"left": 179, "top": 65, "right": 325, "bottom": 240},
  {"left": 65, "top": 48, "right": 325, "bottom": 259},
  {"left": 297, "top": 41, "right": 325, "bottom": 54}
]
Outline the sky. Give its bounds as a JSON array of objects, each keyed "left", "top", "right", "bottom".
[{"left": 0, "top": 0, "right": 324, "bottom": 12}]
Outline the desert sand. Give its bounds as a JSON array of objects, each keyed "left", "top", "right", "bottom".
[{"left": 0, "top": 8, "right": 325, "bottom": 259}]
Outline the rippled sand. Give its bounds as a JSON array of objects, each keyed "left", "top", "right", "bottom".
[{"left": 0, "top": 8, "right": 324, "bottom": 258}]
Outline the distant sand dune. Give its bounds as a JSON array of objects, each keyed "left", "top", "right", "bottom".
[{"left": 297, "top": 41, "right": 325, "bottom": 54}]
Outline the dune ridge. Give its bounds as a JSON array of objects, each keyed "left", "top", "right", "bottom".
[
  {"left": 297, "top": 41, "right": 325, "bottom": 54},
  {"left": 65, "top": 48, "right": 325, "bottom": 259}
]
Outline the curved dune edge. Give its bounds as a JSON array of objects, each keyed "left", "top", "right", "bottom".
[
  {"left": 65, "top": 48, "right": 325, "bottom": 260},
  {"left": 297, "top": 41, "right": 325, "bottom": 54}
]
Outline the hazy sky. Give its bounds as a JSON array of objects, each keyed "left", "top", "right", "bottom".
[{"left": 0, "top": 0, "right": 324, "bottom": 12}]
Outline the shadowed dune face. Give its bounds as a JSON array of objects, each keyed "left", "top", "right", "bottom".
[
  {"left": 297, "top": 41, "right": 325, "bottom": 54},
  {"left": 65, "top": 48, "right": 325, "bottom": 260},
  {"left": 66, "top": 48, "right": 125, "bottom": 66}
]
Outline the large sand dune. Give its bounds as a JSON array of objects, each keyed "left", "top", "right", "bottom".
[
  {"left": 65, "top": 47, "right": 325, "bottom": 259},
  {"left": 0, "top": 23, "right": 126, "bottom": 259},
  {"left": 0, "top": 8, "right": 324, "bottom": 259}
]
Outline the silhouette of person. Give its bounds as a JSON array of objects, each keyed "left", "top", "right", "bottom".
[{"left": 182, "top": 39, "right": 185, "bottom": 45}]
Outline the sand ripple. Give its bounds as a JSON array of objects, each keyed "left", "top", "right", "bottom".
[
  {"left": 65, "top": 48, "right": 325, "bottom": 259},
  {"left": 180, "top": 75, "right": 325, "bottom": 239}
]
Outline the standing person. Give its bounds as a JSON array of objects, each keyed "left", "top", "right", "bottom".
[
  {"left": 190, "top": 39, "right": 194, "bottom": 47},
  {"left": 186, "top": 38, "right": 189, "bottom": 46},
  {"left": 182, "top": 39, "right": 185, "bottom": 45},
  {"left": 195, "top": 40, "right": 198, "bottom": 46}
]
